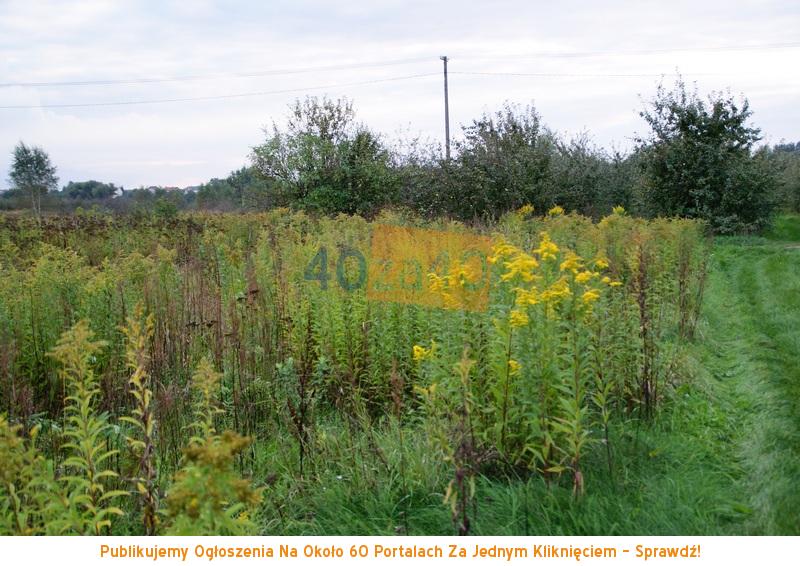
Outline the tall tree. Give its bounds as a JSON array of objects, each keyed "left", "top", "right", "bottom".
[
  {"left": 636, "top": 79, "right": 776, "bottom": 233},
  {"left": 8, "top": 142, "right": 58, "bottom": 220},
  {"left": 251, "top": 96, "right": 397, "bottom": 216},
  {"left": 449, "top": 103, "right": 554, "bottom": 220}
]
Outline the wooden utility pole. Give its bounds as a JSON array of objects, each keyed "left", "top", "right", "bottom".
[{"left": 440, "top": 55, "right": 451, "bottom": 160}]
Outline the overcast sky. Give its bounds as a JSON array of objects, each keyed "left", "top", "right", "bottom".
[{"left": 1, "top": 0, "right": 798, "bottom": 189}]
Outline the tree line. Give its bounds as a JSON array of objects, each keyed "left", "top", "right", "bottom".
[{"left": 4, "top": 78, "right": 799, "bottom": 233}]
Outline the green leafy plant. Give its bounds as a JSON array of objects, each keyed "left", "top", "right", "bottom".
[
  {"left": 163, "top": 357, "right": 262, "bottom": 535},
  {"left": 48, "top": 320, "right": 126, "bottom": 535},
  {"left": 119, "top": 305, "right": 159, "bottom": 535},
  {"left": 0, "top": 416, "right": 58, "bottom": 534}
]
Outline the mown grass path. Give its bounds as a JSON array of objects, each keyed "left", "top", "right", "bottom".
[{"left": 701, "top": 218, "right": 800, "bottom": 534}]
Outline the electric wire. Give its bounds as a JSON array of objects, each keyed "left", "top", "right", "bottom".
[
  {"left": 0, "top": 57, "right": 433, "bottom": 89},
  {"left": 2, "top": 41, "right": 797, "bottom": 110},
  {"left": 3, "top": 41, "right": 797, "bottom": 89},
  {"left": 0, "top": 72, "right": 440, "bottom": 109},
  {"left": 450, "top": 71, "right": 718, "bottom": 78},
  {"left": 462, "top": 41, "right": 800, "bottom": 60}
]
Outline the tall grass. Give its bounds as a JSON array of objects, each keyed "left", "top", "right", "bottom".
[{"left": 0, "top": 207, "right": 714, "bottom": 534}]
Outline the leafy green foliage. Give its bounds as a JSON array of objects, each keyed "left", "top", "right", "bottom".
[
  {"left": 163, "top": 358, "right": 262, "bottom": 535},
  {"left": 636, "top": 78, "right": 777, "bottom": 233},
  {"left": 448, "top": 103, "right": 554, "bottom": 219},
  {"left": 47, "top": 321, "right": 126, "bottom": 534},
  {"left": 163, "top": 430, "right": 261, "bottom": 535},
  {"left": 401, "top": 103, "right": 639, "bottom": 222},
  {"left": 251, "top": 96, "right": 398, "bottom": 215},
  {"left": 119, "top": 306, "right": 159, "bottom": 535},
  {"left": 766, "top": 142, "right": 800, "bottom": 212},
  {"left": 3, "top": 87, "right": 786, "bottom": 231},
  {"left": 196, "top": 167, "right": 274, "bottom": 211},
  {"left": 153, "top": 197, "right": 178, "bottom": 221},
  {"left": 62, "top": 180, "right": 119, "bottom": 200},
  {"left": 0, "top": 416, "right": 58, "bottom": 534},
  {"left": 8, "top": 142, "right": 58, "bottom": 219},
  {"left": 2, "top": 210, "right": 797, "bottom": 535}
]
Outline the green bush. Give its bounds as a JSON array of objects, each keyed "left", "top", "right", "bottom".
[
  {"left": 251, "top": 96, "right": 398, "bottom": 216},
  {"left": 636, "top": 78, "right": 777, "bottom": 233}
]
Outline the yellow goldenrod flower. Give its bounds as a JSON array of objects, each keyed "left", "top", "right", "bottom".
[
  {"left": 508, "top": 359, "right": 521, "bottom": 375},
  {"left": 601, "top": 276, "right": 612, "bottom": 285},
  {"left": 548, "top": 205, "right": 565, "bottom": 216},
  {"left": 442, "top": 293, "right": 463, "bottom": 309},
  {"left": 540, "top": 277, "right": 572, "bottom": 303},
  {"left": 488, "top": 241, "right": 519, "bottom": 265},
  {"left": 448, "top": 259, "right": 479, "bottom": 288},
  {"left": 612, "top": 205, "right": 626, "bottom": 215},
  {"left": 413, "top": 340, "right": 436, "bottom": 362},
  {"left": 581, "top": 289, "right": 601, "bottom": 304},
  {"left": 517, "top": 204, "right": 534, "bottom": 216},
  {"left": 594, "top": 257, "right": 609, "bottom": 270},
  {"left": 609, "top": 280, "right": 623, "bottom": 287},
  {"left": 514, "top": 287, "right": 540, "bottom": 306},
  {"left": 559, "top": 251, "right": 582, "bottom": 273},
  {"left": 509, "top": 309, "right": 529, "bottom": 328},
  {"left": 575, "top": 270, "right": 593, "bottom": 284},
  {"left": 501, "top": 252, "right": 539, "bottom": 282},
  {"left": 533, "top": 232, "right": 559, "bottom": 261}
]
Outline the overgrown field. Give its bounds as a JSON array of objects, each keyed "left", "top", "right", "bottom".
[{"left": 6, "top": 206, "right": 790, "bottom": 536}]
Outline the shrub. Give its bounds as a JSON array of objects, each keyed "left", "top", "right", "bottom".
[
  {"left": 251, "top": 96, "right": 398, "bottom": 216},
  {"left": 636, "top": 78, "right": 777, "bottom": 233}
]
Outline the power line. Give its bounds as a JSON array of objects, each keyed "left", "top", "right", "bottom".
[
  {"left": 451, "top": 71, "right": 719, "bottom": 79},
  {"left": 463, "top": 41, "right": 800, "bottom": 60},
  {"left": 0, "top": 72, "right": 439, "bottom": 109},
  {"left": 1, "top": 60, "right": 791, "bottom": 110},
  {"left": 0, "top": 56, "right": 432, "bottom": 89},
  {"left": 3, "top": 41, "right": 797, "bottom": 90}
]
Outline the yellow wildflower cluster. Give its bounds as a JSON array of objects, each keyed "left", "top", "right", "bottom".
[
  {"left": 427, "top": 258, "right": 483, "bottom": 309},
  {"left": 513, "top": 287, "right": 539, "bottom": 306},
  {"left": 581, "top": 289, "right": 601, "bottom": 304},
  {"left": 538, "top": 277, "right": 572, "bottom": 304},
  {"left": 500, "top": 252, "right": 539, "bottom": 282},
  {"left": 491, "top": 231, "right": 625, "bottom": 326},
  {"left": 533, "top": 232, "right": 559, "bottom": 261},
  {"left": 599, "top": 204, "right": 630, "bottom": 228},
  {"left": 517, "top": 204, "right": 535, "bottom": 216},
  {"left": 559, "top": 251, "right": 582, "bottom": 273},
  {"left": 547, "top": 206, "right": 565, "bottom": 216},
  {"left": 413, "top": 382, "right": 438, "bottom": 401},
  {"left": 509, "top": 309, "right": 529, "bottom": 328},
  {"left": 412, "top": 340, "right": 436, "bottom": 362},
  {"left": 488, "top": 240, "right": 520, "bottom": 265}
]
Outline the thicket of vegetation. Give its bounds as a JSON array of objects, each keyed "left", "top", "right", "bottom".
[
  {"left": 0, "top": 207, "right": 709, "bottom": 534},
  {"left": 4, "top": 79, "right": 797, "bottom": 235}
]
